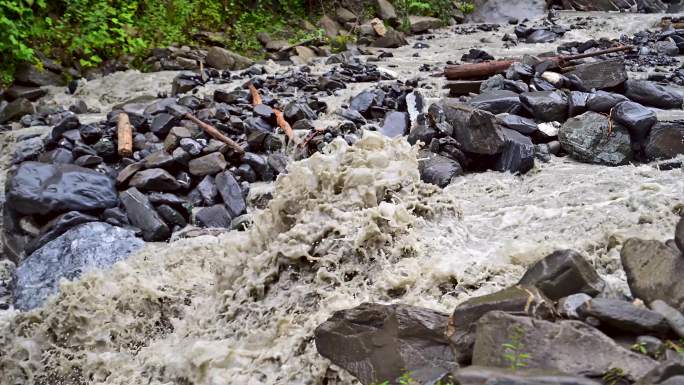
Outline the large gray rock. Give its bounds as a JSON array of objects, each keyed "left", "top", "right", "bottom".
[
  {"left": 13, "top": 222, "right": 144, "bottom": 310},
  {"left": 625, "top": 80, "right": 684, "bottom": 110},
  {"left": 518, "top": 249, "right": 605, "bottom": 300},
  {"left": 417, "top": 150, "right": 463, "bottom": 187},
  {"left": 0, "top": 98, "right": 35, "bottom": 124},
  {"left": 578, "top": 298, "right": 671, "bottom": 336},
  {"left": 7, "top": 161, "right": 118, "bottom": 216},
  {"left": 14, "top": 63, "right": 64, "bottom": 86},
  {"left": 371, "top": 28, "right": 408, "bottom": 48},
  {"left": 189, "top": 152, "right": 228, "bottom": 176},
  {"left": 120, "top": 187, "right": 170, "bottom": 241},
  {"left": 443, "top": 102, "right": 505, "bottom": 155},
  {"left": 645, "top": 122, "right": 684, "bottom": 161},
  {"left": 215, "top": 171, "right": 246, "bottom": 218},
  {"left": 448, "top": 285, "right": 555, "bottom": 364},
  {"left": 376, "top": 0, "right": 397, "bottom": 22},
  {"left": 315, "top": 302, "right": 454, "bottom": 385},
  {"left": 651, "top": 300, "right": 684, "bottom": 339},
  {"left": 559, "top": 111, "right": 632, "bottom": 166},
  {"left": 566, "top": 59, "right": 627, "bottom": 90},
  {"left": 621, "top": 238, "right": 684, "bottom": 311},
  {"left": 469, "top": 90, "right": 522, "bottom": 115},
  {"left": 205, "top": 46, "right": 253, "bottom": 70},
  {"left": 520, "top": 91, "right": 568, "bottom": 122},
  {"left": 453, "top": 366, "right": 601, "bottom": 385},
  {"left": 495, "top": 127, "right": 534, "bottom": 174},
  {"left": 408, "top": 16, "right": 442, "bottom": 33},
  {"left": 472, "top": 311, "right": 657, "bottom": 379}
]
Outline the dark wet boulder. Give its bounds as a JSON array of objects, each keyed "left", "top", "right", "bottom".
[
  {"left": 380, "top": 111, "right": 409, "bottom": 138},
  {"left": 520, "top": 91, "right": 568, "bottom": 122},
  {"left": 496, "top": 113, "right": 538, "bottom": 135},
  {"left": 48, "top": 114, "right": 80, "bottom": 142},
  {"left": 215, "top": 171, "right": 246, "bottom": 218},
  {"left": 469, "top": 90, "right": 522, "bottom": 115},
  {"left": 567, "top": 91, "right": 591, "bottom": 117},
  {"left": 651, "top": 300, "right": 684, "bottom": 340},
  {"left": 447, "top": 285, "right": 555, "bottom": 364},
  {"left": 7, "top": 162, "right": 118, "bottom": 216},
  {"left": 78, "top": 124, "right": 103, "bottom": 144},
  {"left": 156, "top": 204, "right": 187, "bottom": 228},
  {"left": 558, "top": 293, "right": 592, "bottom": 319},
  {"left": 578, "top": 298, "right": 671, "bottom": 336},
  {"left": 120, "top": 187, "right": 170, "bottom": 241},
  {"left": 12, "top": 137, "right": 44, "bottom": 163},
  {"left": 129, "top": 168, "right": 180, "bottom": 191},
  {"left": 195, "top": 204, "right": 233, "bottom": 228},
  {"left": 453, "top": 366, "right": 601, "bottom": 385},
  {"left": 417, "top": 150, "right": 463, "bottom": 187},
  {"left": 13, "top": 222, "right": 144, "bottom": 310},
  {"left": 315, "top": 302, "right": 454, "bottom": 385},
  {"left": 495, "top": 127, "right": 534, "bottom": 174},
  {"left": 622, "top": 238, "right": 684, "bottom": 311},
  {"left": 519, "top": 249, "right": 605, "bottom": 300},
  {"left": 442, "top": 102, "right": 505, "bottom": 155},
  {"left": 472, "top": 311, "right": 657, "bottom": 379},
  {"left": 565, "top": 59, "right": 627, "bottom": 90},
  {"left": 645, "top": 122, "right": 684, "bottom": 161},
  {"left": 559, "top": 111, "right": 632, "bottom": 166},
  {"left": 625, "top": 80, "right": 683, "bottom": 110},
  {"left": 635, "top": 361, "right": 684, "bottom": 385},
  {"left": 586, "top": 90, "right": 629, "bottom": 113},
  {"left": 612, "top": 101, "right": 657, "bottom": 154},
  {"left": 14, "top": 63, "right": 64, "bottom": 87}
]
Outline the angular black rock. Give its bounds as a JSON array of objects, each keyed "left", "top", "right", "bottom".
[
  {"left": 645, "top": 122, "right": 684, "bottom": 160},
  {"left": 469, "top": 90, "right": 522, "bottom": 115},
  {"left": 417, "top": 150, "right": 463, "bottom": 187},
  {"left": 578, "top": 298, "right": 671, "bottom": 336},
  {"left": 566, "top": 59, "right": 628, "bottom": 90},
  {"left": 156, "top": 204, "right": 187, "bottom": 228},
  {"left": 129, "top": 168, "right": 180, "bottom": 191},
  {"left": 520, "top": 91, "right": 568, "bottom": 122},
  {"left": 195, "top": 204, "right": 233, "bottom": 228},
  {"left": 197, "top": 175, "right": 219, "bottom": 205},
  {"left": 495, "top": 128, "right": 534, "bottom": 174},
  {"left": 586, "top": 91, "right": 629, "bottom": 113},
  {"left": 215, "top": 171, "right": 246, "bottom": 218},
  {"left": 120, "top": 187, "right": 170, "bottom": 241},
  {"left": 442, "top": 102, "right": 505, "bottom": 155},
  {"left": 496, "top": 113, "right": 538, "bottom": 135},
  {"left": 625, "top": 80, "right": 683, "bottom": 110},
  {"left": 612, "top": 101, "right": 657, "bottom": 154}
]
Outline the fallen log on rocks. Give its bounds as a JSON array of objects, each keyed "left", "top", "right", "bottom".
[
  {"left": 183, "top": 113, "right": 245, "bottom": 154},
  {"left": 443, "top": 45, "right": 634, "bottom": 80},
  {"left": 274, "top": 108, "right": 295, "bottom": 141},
  {"left": 116, "top": 112, "right": 133, "bottom": 157}
]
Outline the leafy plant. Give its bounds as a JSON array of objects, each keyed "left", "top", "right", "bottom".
[
  {"left": 392, "top": 0, "right": 455, "bottom": 31},
  {"left": 457, "top": 1, "right": 475, "bottom": 14},
  {"left": 502, "top": 326, "right": 531, "bottom": 371},
  {"left": 631, "top": 341, "right": 648, "bottom": 355},
  {"left": 602, "top": 367, "right": 627, "bottom": 385},
  {"left": 0, "top": 0, "right": 47, "bottom": 84}
]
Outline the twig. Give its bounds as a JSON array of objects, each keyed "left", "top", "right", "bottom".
[{"left": 184, "top": 113, "right": 244, "bottom": 155}]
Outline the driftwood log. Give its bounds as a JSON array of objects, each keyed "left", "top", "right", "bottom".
[{"left": 116, "top": 112, "right": 133, "bottom": 157}]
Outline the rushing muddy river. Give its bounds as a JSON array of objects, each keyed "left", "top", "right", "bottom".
[{"left": 0, "top": 11, "right": 682, "bottom": 385}]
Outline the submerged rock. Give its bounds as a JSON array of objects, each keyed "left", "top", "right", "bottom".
[
  {"left": 559, "top": 111, "right": 632, "bottom": 166},
  {"left": 14, "top": 222, "right": 144, "bottom": 310},
  {"left": 315, "top": 302, "right": 454, "bottom": 385}
]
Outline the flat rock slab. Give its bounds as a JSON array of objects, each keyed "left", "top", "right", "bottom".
[
  {"left": 559, "top": 111, "right": 632, "bottom": 166},
  {"left": 566, "top": 59, "right": 627, "bottom": 90},
  {"left": 14, "top": 222, "right": 144, "bottom": 310}
]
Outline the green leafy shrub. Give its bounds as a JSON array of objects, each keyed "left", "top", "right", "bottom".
[{"left": 0, "top": 0, "right": 47, "bottom": 84}]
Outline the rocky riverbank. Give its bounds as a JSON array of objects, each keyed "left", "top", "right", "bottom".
[{"left": 0, "top": 6, "right": 683, "bottom": 385}]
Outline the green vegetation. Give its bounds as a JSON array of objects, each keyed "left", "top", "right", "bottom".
[
  {"left": 0, "top": 0, "right": 314, "bottom": 85},
  {"left": 394, "top": 0, "right": 472, "bottom": 31},
  {"left": 371, "top": 371, "right": 454, "bottom": 385},
  {"left": 602, "top": 367, "right": 627, "bottom": 385},
  {"left": 502, "top": 326, "right": 531, "bottom": 371}
]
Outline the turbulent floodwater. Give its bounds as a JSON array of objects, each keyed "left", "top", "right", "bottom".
[{"left": 1, "top": 10, "right": 683, "bottom": 385}]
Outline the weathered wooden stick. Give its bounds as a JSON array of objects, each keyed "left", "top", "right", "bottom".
[
  {"left": 248, "top": 83, "right": 262, "bottom": 106},
  {"left": 117, "top": 112, "right": 133, "bottom": 157},
  {"left": 273, "top": 109, "right": 294, "bottom": 141},
  {"left": 184, "top": 113, "right": 244, "bottom": 155},
  {"left": 444, "top": 45, "right": 634, "bottom": 80}
]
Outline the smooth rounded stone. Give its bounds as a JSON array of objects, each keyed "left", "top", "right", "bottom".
[
  {"left": 129, "top": 168, "right": 180, "bottom": 191},
  {"left": 372, "top": 28, "right": 408, "bottom": 48},
  {"left": 496, "top": 113, "right": 538, "bottom": 135},
  {"left": 156, "top": 204, "right": 187, "bottom": 228},
  {"left": 315, "top": 302, "right": 453, "bottom": 385},
  {"left": 495, "top": 127, "right": 534, "bottom": 174},
  {"left": 625, "top": 80, "right": 684, "bottom": 110},
  {"left": 102, "top": 207, "right": 130, "bottom": 226},
  {"left": 519, "top": 249, "right": 605, "bottom": 300},
  {"left": 150, "top": 113, "right": 177, "bottom": 135},
  {"left": 586, "top": 91, "right": 629, "bottom": 113},
  {"left": 0, "top": 260, "right": 16, "bottom": 310},
  {"left": 189, "top": 152, "right": 227, "bottom": 176},
  {"left": 205, "top": 46, "right": 253, "bottom": 71},
  {"left": 253, "top": 104, "right": 274, "bottom": 120},
  {"left": 180, "top": 138, "right": 203, "bottom": 156},
  {"left": 469, "top": 90, "right": 522, "bottom": 115},
  {"left": 520, "top": 90, "right": 568, "bottom": 122},
  {"left": 578, "top": 298, "right": 671, "bottom": 336},
  {"left": 558, "top": 293, "right": 592, "bottom": 319},
  {"left": 195, "top": 204, "right": 233, "bottom": 228},
  {"left": 143, "top": 151, "right": 175, "bottom": 169},
  {"left": 443, "top": 102, "right": 505, "bottom": 155},
  {"left": 448, "top": 286, "right": 555, "bottom": 364},
  {"left": 559, "top": 111, "right": 632, "bottom": 166},
  {"left": 62, "top": 128, "right": 82, "bottom": 142},
  {"left": 120, "top": 187, "right": 170, "bottom": 241},
  {"left": 612, "top": 101, "right": 657, "bottom": 148},
  {"left": 74, "top": 154, "right": 103, "bottom": 167},
  {"left": 72, "top": 143, "right": 98, "bottom": 158},
  {"left": 7, "top": 161, "right": 118, "bottom": 216},
  {"left": 37, "top": 148, "right": 73, "bottom": 165},
  {"left": 78, "top": 124, "right": 102, "bottom": 144},
  {"left": 380, "top": 111, "right": 409, "bottom": 138},
  {"left": 621, "top": 238, "right": 684, "bottom": 311},
  {"left": 417, "top": 150, "right": 463, "bottom": 188},
  {"left": 645, "top": 123, "right": 684, "bottom": 161},
  {"left": 12, "top": 136, "right": 44, "bottom": 163},
  {"left": 14, "top": 222, "right": 144, "bottom": 310},
  {"left": 215, "top": 171, "right": 246, "bottom": 218},
  {"left": 473, "top": 311, "right": 657, "bottom": 379},
  {"left": 656, "top": 39, "right": 680, "bottom": 57},
  {"left": 650, "top": 300, "right": 684, "bottom": 339},
  {"left": 197, "top": 175, "right": 219, "bottom": 205}
]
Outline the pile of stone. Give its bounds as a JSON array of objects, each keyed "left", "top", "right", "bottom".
[
  {"left": 315, "top": 217, "right": 684, "bottom": 385},
  {"left": 1, "top": 58, "right": 400, "bottom": 264}
]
